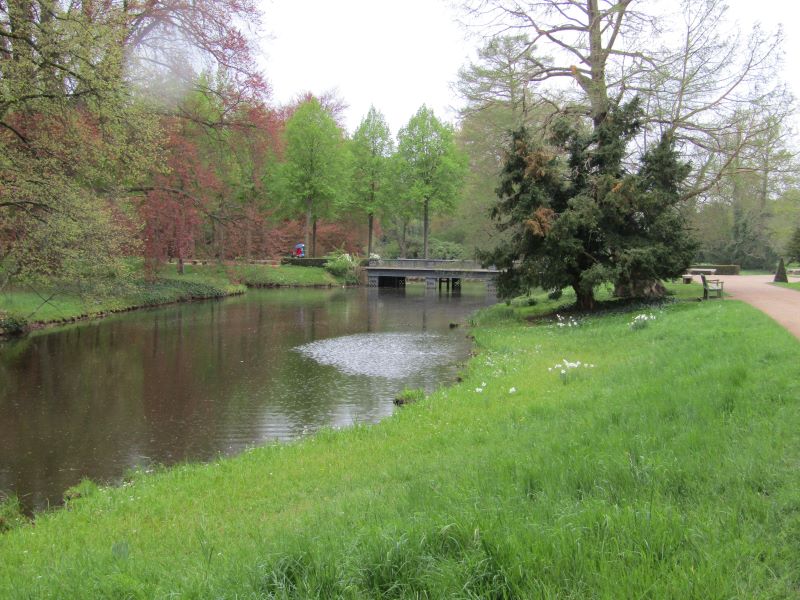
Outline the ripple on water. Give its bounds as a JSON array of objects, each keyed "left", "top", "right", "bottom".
[{"left": 295, "top": 332, "right": 456, "bottom": 379}]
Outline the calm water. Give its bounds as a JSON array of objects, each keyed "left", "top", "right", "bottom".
[{"left": 0, "top": 285, "right": 492, "bottom": 511}]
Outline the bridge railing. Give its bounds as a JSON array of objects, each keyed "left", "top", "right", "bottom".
[{"left": 368, "top": 258, "right": 497, "bottom": 271}]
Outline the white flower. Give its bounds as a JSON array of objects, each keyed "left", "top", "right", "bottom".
[
  {"left": 475, "top": 387, "right": 483, "bottom": 393},
  {"left": 509, "top": 387, "right": 517, "bottom": 394},
  {"left": 560, "top": 369, "right": 566, "bottom": 375}
]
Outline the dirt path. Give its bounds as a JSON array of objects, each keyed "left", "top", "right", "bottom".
[{"left": 713, "top": 274, "right": 800, "bottom": 340}]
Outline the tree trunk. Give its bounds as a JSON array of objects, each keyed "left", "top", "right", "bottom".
[
  {"left": 312, "top": 218, "right": 317, "bottom": 258},
  {"left": 614, "top": 279, "right": 666, "bottom": 298},
  {"left": 305, "top": 197, "right": 312, "bottom": 254},
  {"left": 177, "top": 257, "right": 184, "bottom": 275},
  {"left": 400, "top": 221, "right": 408, "bottom": 257},
  {"left": 367, "top": 213, "right": 374, "bottom": 256},
  {"left": 218, "top": 227, "right": 225, "bottom": 263},
  {"left": 573, "top": 285, "right": 596, "bottom": 311},
  {"left": 245, "top": 223, "right": 252, "bottom": 262},
  {"left": 423, "top": 198, "right": 430, "bottom": 259}
]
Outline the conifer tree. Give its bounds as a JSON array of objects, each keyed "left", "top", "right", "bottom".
[{"left": 483, "top": 99, "right": 696, "bottom": 309}]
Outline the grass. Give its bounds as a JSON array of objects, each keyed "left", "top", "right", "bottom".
[
  {"left": 0, "top": 262, "right": 338, "bottom": 334},
  {"left": 228, "top": 263, "right": 338, "bottom": 287},
  {"left": 773, "top": 281, "right": 800, "bottom": 291},
  {"left": 2, "top": 295, "right": 799, "bottom": 597}
]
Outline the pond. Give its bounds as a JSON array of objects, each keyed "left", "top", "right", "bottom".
[{"left": 0, "top": 285, "right": 493, "bottom": 512}]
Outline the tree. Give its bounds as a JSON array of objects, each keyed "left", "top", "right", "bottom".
[
  {"left": 395, "top": 106, "right": 467, "bottom": 258},
  {"left": 455, "top": 34, "right": 542, "bottom": 125},
  {"left": 786, "top": 226, "right": 800, "bottom": 264},
  {"left": 271, "top": 98, "right": 350, "bottom": 257},
  {"left": 351, "top": 106, "right": 393, "bottom": 255},
  {"left": 452, "top": 36, "right": 559, "bottom": 256},
  {"left": 459, "top": 0, "right": 789, "bottom": 198},
  {"left": 0, "top": 0, "right": 161, "bottom": 291},
  {"left": 483, "top": 100, "right": 696, "bottom": 309}
]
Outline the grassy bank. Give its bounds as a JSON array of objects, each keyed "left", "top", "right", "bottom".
[
  {"left": 774, "top": 281, "right": 800, "bottom": 291},
  {"left": 0, "top": 263, "right": 338, "bottom": 335},
  {"left": 1, "top": 294, "right": 799, "bottom": 597}
]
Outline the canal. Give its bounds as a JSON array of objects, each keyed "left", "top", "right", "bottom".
[{"left": 0, "top": 285, "right": 492, "bottom": 511}]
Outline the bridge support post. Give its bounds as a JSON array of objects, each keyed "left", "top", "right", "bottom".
[
  {"left": 426, "top": 277, "right": 437, "bottom": 291},
  {"left": 486, "top": 277, "right": 498, "bottom": 300},
  {"left": 368, "top": 275, "right": 379, "bottom": 287}
]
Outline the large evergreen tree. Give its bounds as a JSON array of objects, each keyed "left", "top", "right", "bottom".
[{"left": 483, "top": 99, "right": 696, "bottom": 310}]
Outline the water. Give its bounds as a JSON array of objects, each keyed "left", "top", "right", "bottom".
[{"left": 0, "top": 285, "right": 492, "bottom": 511}]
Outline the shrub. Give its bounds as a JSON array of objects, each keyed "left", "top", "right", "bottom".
[
  {"left": 324, "top": 252, "right": 359, "bottom": 284},
  {"left": 428, "top": 239, "right": 468, "bottom": 260},
  {"left": 547, "top": 288, "right": 563, "bottom": 300},
  {"left": 0, "top": 313, "right": 28, "bottom": 336}
]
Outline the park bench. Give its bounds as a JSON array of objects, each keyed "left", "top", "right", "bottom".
[{"left": 700, "top": 274, "right": 724, "bottom": 300}]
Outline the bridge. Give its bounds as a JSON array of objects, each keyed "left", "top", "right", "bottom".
[{"left": 365, "top": 259, "right": 499, "bottom": 294}]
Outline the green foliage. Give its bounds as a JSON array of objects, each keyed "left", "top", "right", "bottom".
[
  {"left": 270, "top": 99, "right": 351, "bottom": 254},
  {"left": 0, "top": 313, "right": 28, "bottom": 336},
  {"left": 323, "top": 252, "right": 358, "bottom": 284},
  {"left": 786, "top": 225, "right": 800, "bottom": 263},
  {"left": 351, "top": 109, "right": 393, "bottom": 206},
  {"left": 428, "top": 239, "right": 468, "bottom": 260},
  {"left": 0, "top": 494, "right": 26, "bottom": 533},
  {"left": 0, "top": 1, "right": 161, "bottom": 290},
  {"left": 394, "top": 106, "right": 468, "bottom": 257},
  {"left": 483, "top": 100, "right": 696, "bottom": 308}
]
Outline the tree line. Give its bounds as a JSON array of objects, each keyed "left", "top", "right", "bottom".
[
  {"left": 0, "top": 0, "right": 467, "bottom": 296},
  {"left": 452, "top": 0, "right": 799, "bottom": 307},
  {"left": 3, "top": 0, "right": 799, "bottom": 303}
]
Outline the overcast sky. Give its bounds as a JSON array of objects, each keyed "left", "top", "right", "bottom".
[{"left": 258, "top": 0, "right": 799, "bottom": 135}]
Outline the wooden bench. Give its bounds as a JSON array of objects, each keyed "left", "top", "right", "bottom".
[{"left": 700, "top": 274, "right": 724, "bottom": 299}]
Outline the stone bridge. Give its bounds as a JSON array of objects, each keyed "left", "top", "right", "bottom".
[{"left": 364, "top": 259, "right": 498, "bottom": 294}]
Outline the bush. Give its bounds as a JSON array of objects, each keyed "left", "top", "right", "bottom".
[
  {"left": 323, "top": 252, "right": 358, "bottom": 285},
  {"left": 0, "top": 313, "right": 28, "bottom": 336},
  {"left": 428, "top": 239, "right": 468, "bottom": 260}
]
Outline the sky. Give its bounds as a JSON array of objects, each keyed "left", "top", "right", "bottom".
[{"left": 258, "top": 0, "right": 800, "bottom": 135}]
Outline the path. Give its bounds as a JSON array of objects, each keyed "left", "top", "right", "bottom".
[{"left": 716, "top": 274, "right": 800, "bottom": 339}]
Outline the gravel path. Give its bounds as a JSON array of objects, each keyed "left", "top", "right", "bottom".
[{"left": 712, "top": 274, "right": 800, "bottom": 340}]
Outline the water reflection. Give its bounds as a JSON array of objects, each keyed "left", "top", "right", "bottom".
[{"left": 0, "top": 285, "right": 491, "bottom": 511}]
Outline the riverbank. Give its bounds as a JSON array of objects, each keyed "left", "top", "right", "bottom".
[
  {"left": 0, "top": 263, "right": 339, "bottom": 336},
  {"left": 2, "top": 292, "right": 798, "bottom": 597}
]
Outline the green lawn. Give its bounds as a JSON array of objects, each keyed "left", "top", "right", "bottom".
[
  {"left": 228, "top": 263, "right": 338, "bottom": 287},
  {"left": 773, "top": 281, "right": 800, "bottom": 291},
  {"left": 2, "top": 296, "right": 798, "bottom": 597}
]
